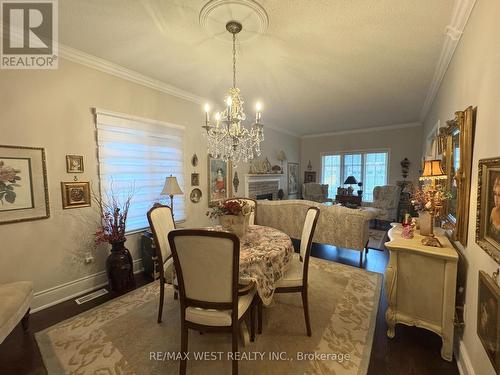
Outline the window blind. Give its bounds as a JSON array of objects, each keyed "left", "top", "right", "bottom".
[{"left": 95, "top": 109, "right": 185, "bottom": 232}]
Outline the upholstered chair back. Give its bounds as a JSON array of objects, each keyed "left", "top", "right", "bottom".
[
  {"left": 168, "top": 230, "right": 239, "bottom": 303},
  {"left": 299, "top": 207, "right": 320, "bottom": 271},
  {"left": 372, "top": 185, "right": 401, "bottom": 209},
  {"left": 225, "top": 198, "right": 256, "bottom": 225},
  {"left": 147, "top": 205, "right": 176, "bottom": 267}
]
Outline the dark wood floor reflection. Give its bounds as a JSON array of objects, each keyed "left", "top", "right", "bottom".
[{"left": 0, "top": 239, "right": 459, "bottom": 375}]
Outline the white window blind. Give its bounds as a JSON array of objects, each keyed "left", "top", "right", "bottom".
[{"left": 95, "top": 109, "right": 185, "bottom": 232}]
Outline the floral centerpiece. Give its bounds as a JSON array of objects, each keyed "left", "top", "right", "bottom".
[
  {"left": 94, "top": 188, "right": 135, "bottom": 292},
  {"left": 207, "top": 199, "right": 253, "bottom": 237},
  {"left": 410, "top": 184, "right": 451, "bottom": 240}
]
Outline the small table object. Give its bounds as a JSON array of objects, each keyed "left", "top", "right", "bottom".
[
  {"left": 384, "top": 223, "right": 458, "bottom": 361},
  {"left": 336, "top": 194, "right": 362, "bottom": 207}
]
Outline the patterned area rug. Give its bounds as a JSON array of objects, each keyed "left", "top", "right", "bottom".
[
  {"left": 368, "top": 229, "right": 388, "bottom": 251},
  {"left": 36, "top": 258, "right": 382, "bottom": 375}
]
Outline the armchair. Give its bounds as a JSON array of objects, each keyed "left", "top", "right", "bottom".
[
  {"left": 302, "top": 183, "right": 332, "bottom": 203},
  {"left": 362, "top": 185, "right": 401, "bottom": 222}
]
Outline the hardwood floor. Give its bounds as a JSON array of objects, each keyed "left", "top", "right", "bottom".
[{"left": 0, "top": 239, "right": 459, "bottom": 375}]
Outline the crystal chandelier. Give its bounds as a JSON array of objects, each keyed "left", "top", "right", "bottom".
[{"left": 202, "top": 21, "right": 264, "bottom": 165}]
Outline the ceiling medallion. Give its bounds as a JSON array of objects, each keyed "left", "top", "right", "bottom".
[
  {"left": 199, "top": 0, "right": 269, "bottom": 43},
  {"left": 202, "top": 21, "right": 264, "bottom": 165}
]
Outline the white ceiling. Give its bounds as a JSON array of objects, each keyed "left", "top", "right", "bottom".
[{"left": 59, "top": 0, "right": 455, "bottom": 136}]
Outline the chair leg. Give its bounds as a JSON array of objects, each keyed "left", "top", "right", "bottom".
[
  {"left": 232, "top": 324, "right": 239, "bottom": 375},
  {"left": 21, "top": 308, "right": 30, "bottom": 331},
  {"left": 359, "top": 249, "right": 363, "bottom": 268},
  {"left": 158, "top": 281, "right": 165, "bottom": 323},
  {"left": 301, "top": 288, "right": 312, "bottom": 337},
  {"left": 174, "top": 291, "right": 178, "bottom": 300},
  {"left": 257, "top": 297, "right": 263, "bottom": 334},
  {"left": 180, "top": 324, "right": 188, "bottom": 375},
  {"left": 250, "top": 300, "right": 256, "bottom": 342}
]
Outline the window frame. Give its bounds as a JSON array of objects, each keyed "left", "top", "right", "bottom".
[{"left": 320, "top": 148, "right": 391, "bottom": 201}]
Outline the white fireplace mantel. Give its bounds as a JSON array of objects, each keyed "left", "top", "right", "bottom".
[{"left": 244, "top": 174, "right": 283, "bottom": 198}]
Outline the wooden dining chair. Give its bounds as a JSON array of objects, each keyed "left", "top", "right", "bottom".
[
  {"left": 273, "top": 206, "right": 320, "bottom": 336},
  {"left": 147, "top": 204, "right": 176, "bottom": 323},
  {"left": 224, "top": 197, "right": 257, "bottom": 225},
  {"left": 168, "top": 229, "right": 257, "bottom": 375}
]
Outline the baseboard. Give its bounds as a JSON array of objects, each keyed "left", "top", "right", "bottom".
[
  {"left": 456, "top": 339, "right": 475, "bottom": 375},
  {"left": 31, "top": 259, "right": 144, "bottom": 313}
]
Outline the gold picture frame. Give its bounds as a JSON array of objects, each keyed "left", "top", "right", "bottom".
[
  {"left": 438, "top": 106, "right": 476, "bottom": 246},
  {"left": 0, "top": 145, "right": 50, "bottom": 225},
  {"left": 476, "top": 157, "right": 500, "bottom": 264},
  {"left": 66, "top": 155, "right": 84, "bottom": 173},
  {"left": 207, "top": 156, "right": 232, "bottom": 206},
  {"left": 61, "top": 181, "right": 91, "bottom": 209}
]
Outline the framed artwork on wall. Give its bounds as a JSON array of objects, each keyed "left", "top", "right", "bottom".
[
  {"left": 476, "top": 157, "right": 500, "bottom": 264},
  {"left": 191, "top": 172, "right": 199, "bottom": 186},
  {"left": 61, "top": 181, "right": 91, "bottom": 209},
  {"left": 66, "top": 155, "right": 84, "bottom": 173},
  {"left": 0, "top": 145, "right": 50, "bottom": 224},
  {"left": 287, "top": 162, "right": 299, "bottom": 195},
  {"left": 304, "top": 171, "right": 316, "bottom": 183},
  {"left": 207, "top": 156, "right": 232, "bottom": 206},
  {"left": 477, "top": 271, "right": 500, "bottom": 373}
]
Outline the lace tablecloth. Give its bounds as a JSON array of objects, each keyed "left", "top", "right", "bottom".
[{"left": 210, "top": 224, "right": 294, "bottom": 305}]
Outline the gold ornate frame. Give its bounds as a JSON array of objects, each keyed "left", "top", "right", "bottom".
[
  {"left": 61, "top": 181, "right": 91, "bottom": 209},
  {"left": 438, "top": 106, "right": 476, "bottom": 246},
  {"left": 476, "top": 157, "right": 500, "bottom": 265}
]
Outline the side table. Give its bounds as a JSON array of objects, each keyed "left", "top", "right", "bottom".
[{"left": 384, "top": 223, "right": 458, "bottom": 361}]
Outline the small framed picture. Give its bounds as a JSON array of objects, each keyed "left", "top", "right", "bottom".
[
  {"left": 477, "top": 271, "right": 500, "bottom": 373},
  {"left": 66, "top": 155, "right": 84, "bottom": 173},
  {"left": 191, "top": 172, "right": 200, "bottom": 186},
  {"left": 61, "top": 181, "right": 91, "bottom": 209},
  {"left": 304, "top": 171, "right": 316, "bottom": 183}
]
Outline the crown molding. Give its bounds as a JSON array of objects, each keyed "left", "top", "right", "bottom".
[
  {"left": 59, "top": 44, "right": 206, "bottom": 104},
  {"left": 419, "top": 0, "right": 477, "bottom": 122},
  {"left": 301, "top": 122, "right": 422, "bottom": 139}
]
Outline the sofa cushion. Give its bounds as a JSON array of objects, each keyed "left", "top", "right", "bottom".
[{"left": 0, "top": 281, "right": 33, "bottom": 343}]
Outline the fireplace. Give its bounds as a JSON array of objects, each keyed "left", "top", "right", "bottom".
[{"left": 256, "top": 193, "right": 273, "bottom": 200}]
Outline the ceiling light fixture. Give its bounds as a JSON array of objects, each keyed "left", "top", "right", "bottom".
[{"left": 202, "top": 21, "right": 264, "bottom": 165}]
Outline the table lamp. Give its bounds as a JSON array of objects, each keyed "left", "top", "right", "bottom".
[
  {"left": 418, "top": 159, "right": 447, "bottom": 247},
  {"left": 344, "top": 176, "right": 358, "bottom": 195},
  {"left": 161, "top": 175, "right": 183, "bottom": 215},
  {"left": 277, "top": 150, "right": 287, "bottom": 173}
]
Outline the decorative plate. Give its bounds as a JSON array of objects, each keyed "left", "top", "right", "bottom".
[
  {"left": 190, "top": 188, "right": 202, "bottom": 203},
  {"left": 191, "top": 154, "right": 198, "bottom": 167}
]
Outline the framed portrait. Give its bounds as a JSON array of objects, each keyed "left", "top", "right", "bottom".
[
  {"left": 304, "top": 171, "right": 316, "bottom": 183},
  {"left": 191, "top": 172, "right": 199, "bottom": 186},
  {"left": 0, "top": 145, "right": 50, "bottom": 224},
  {"left": 61, "top": 181, "right": 91, "bottom": 209},
  {"left": 66, "top": 155, "right": 84, "bottom": 173},
  {"left": 477, "top": 271, "right": 500, "bottom": 373},
  {"left": 476, "top": 157, "right": 500, "bottom": 264},
  {"left": 190, "top": 188, "right": 202, "bottom": 203},
  {"left": 287, "top": 162, "right": 299, "bottom": 195},
  {"left": 207, "top": 156, "right": 232, "bottom": 206}
]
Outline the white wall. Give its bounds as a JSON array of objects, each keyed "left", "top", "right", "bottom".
[
  {"left": 0, "top": 58, "right": 299, "bottom": 310},
  {"left": 421, "top": 0, "right": 499, "bottom": 374},
  {"left": 300, "top": 125, "right": 423, "bottom": 191}
]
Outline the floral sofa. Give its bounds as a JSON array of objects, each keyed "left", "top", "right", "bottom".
[{"left": 256, "top": 200, "right": 373, "bottom": 264}]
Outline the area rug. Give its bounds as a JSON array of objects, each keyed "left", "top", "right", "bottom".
[
  {"left": 36, "top": 258, "right": 382, "bottom": 375},
  {"left": 368, "top": 229, "right": 388, "bottom": 251}
]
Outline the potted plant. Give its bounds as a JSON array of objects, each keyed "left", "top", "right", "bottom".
[
  {"left": 94, "top": 189, "right": 135, "bottom": 292},
  {"left": 207, "top": 199, "right": 253, "bottom": 237}
]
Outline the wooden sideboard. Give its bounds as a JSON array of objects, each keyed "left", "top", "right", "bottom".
[
  {"left": 335, "top": 194, "right": 362, "bottom": 206},
  {"left": 384, "top": 223, "right": 458, "bottom": 361}
]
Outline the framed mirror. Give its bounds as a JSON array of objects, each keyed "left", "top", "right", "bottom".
[{"left": 438, "top": 106, "right": 476, "bottom": 246}]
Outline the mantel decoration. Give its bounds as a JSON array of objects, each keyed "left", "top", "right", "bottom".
[
  {"left": 206, "top": 199, "right": 253, "bottom": 237},
  {"left": 411, "top": 160, "right": 451, "bottom": 247},
  {"left": 202, "top": 21, "right": 264, "bottom": 165},
  {"left": 94, "top": 188, "right": 135, "bottom": 293}
]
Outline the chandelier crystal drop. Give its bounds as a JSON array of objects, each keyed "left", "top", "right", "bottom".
[{"left": 202, "top": 21, "right": 264, "bottom": 165}]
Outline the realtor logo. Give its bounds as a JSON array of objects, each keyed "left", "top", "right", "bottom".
[{"left": 1, "top": 0, "right": 58, "bottom": 69}]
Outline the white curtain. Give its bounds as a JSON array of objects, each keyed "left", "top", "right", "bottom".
[{"left": 95, "top": 109, "right": 185, "bottom": 231}]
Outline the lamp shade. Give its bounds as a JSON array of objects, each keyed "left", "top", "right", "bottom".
[
  {"left": 161, "top": 175, "right": 183, "bottom": 196},
  {"left": 277, "top": 150, "right": 287, "bottom": 161},
  {"left": 344, "top": 175, "right": 358, "bottom": 185},
  {"left": 419, "top": 160, "right": 447, "bottom": 181}
]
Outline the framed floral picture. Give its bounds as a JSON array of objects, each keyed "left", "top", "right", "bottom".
[
  {"left": 61, "top": 181, "right": 91, "bottom": 209},
  {"left": 476, "top": 157, "right": 500, "bottom": 264},
  {"left": 0, "top": 145, "right": 50, "bottom": 224},
  {"left": 207, "top": 156, "right": 232, "bottom": 206},
  {"left": 66, "top": 155, "right": 84, "bottom": 173}
]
